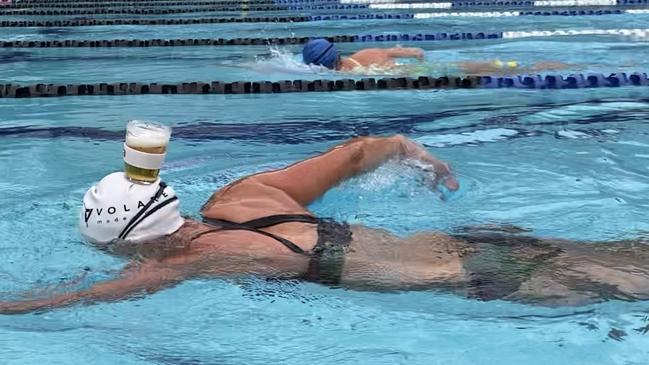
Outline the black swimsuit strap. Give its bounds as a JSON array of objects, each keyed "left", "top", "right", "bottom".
[
  {"left": 215, "top": 214, "right": 318, "bottom": 229},
  {"left": 201, "top": 214, "right": 318, "bottom": 255}
]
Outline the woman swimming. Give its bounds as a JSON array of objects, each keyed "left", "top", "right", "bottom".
[{"left": 1, "top": 134, "right": 648, "bottom": 314}]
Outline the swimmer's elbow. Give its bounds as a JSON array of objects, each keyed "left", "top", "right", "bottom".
[{"left": 349, "top": 141, "right": 367, "bottom": 175}]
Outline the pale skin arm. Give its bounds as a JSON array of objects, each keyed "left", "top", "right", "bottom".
[
  {"left": 385, "top": 47, "right": 425, "bottom": 60},
  {"left": 240, "top": 135, "right": 458, "bottom": 206},
  {"left": 458, "top": 60, "right": 571, "bottom": 75},
  {"left": 0, "top": 261, "right": 186, "bottom": 314},
  {"left": 340, "top": 48, "right": 425, "bottom": 70},
  {"left": 0, "top": 244, "right": 307, "bottom": 315}
]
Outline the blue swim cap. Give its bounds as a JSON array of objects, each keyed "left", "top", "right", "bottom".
[{"left": 302, "top": 38, "right": 339, "bottom": 69}]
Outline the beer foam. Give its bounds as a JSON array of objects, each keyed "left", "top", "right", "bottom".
[{"left": 125, "top": 120, "right": 171, "bottom": 148}]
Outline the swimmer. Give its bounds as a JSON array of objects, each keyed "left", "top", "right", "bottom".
[
  {"left": 302, "top": 38, "right": 570, "bottom": 75},
  {"left": 1, "top": 134, "right": 649, "bottom": 314},
  {"left": 302, "top": 38, "right": 425, "bottom": 71}
]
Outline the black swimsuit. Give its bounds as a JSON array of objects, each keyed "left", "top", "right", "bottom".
[
  {"left": 450, "top": 232, "right": 564, "bottom": 301},
  {"left": 200, "top": 214, "right": 353, "bottom": 285}
]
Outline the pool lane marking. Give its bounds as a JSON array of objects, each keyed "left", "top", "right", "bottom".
[
  {"left": 370, "top": 3, "right": 453, "bottom": 9},
  {"left": 415, "top": 11, "right": 520, "bottom": 17},
  {"left": 348, "top": 0, "right": 628, "bottom": 4},
  {"left": 413, "top": 8, "right": 645, "bottom": 17},
  {"left": 534, "top": 0, "right": 617, "bottom": 5},
  {"left": 503, "top": 28, "right": 649, "bottom": 38},
  {"left": 370, "top": 0, "right": 618, "bottom": 8}
]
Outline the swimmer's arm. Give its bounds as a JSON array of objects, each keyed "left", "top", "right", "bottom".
[
  {"left": 385, "top": 47, "right": 425, "bottom": 60},
  {"left": 249, "top": 135, "right": 457, "bottom": 206},
  {"left": 457, "top": 61, "right": 570, "bottom": 74},
  {"left": 457, "top": 61, "right": 507, "bottom": 74},
  {"left": 0, "top": 262, "right": 185, "bottom": 314}
]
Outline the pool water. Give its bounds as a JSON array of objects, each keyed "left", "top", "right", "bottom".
[{"left": 2, "top": 1, "right": 649, "bottom": 364}]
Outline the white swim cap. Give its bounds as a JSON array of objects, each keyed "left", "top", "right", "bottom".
[{"left": 79, "top": 172, "right": 184, "bottom": 244}]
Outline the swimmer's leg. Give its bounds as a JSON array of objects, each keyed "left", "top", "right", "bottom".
[
  {"left": 341, "top": 228, "right": 649, "bottom": 304},
  {"left": 506, "top": 239, "right": 649, "bottom": 305}
]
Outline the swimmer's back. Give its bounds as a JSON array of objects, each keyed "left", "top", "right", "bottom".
[{"left": 347, "top": 48, "right": 395, "bottom": 68}]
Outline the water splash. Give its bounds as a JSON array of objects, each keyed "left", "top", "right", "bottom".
[{"left": 245, "top": 46, "right": 336, "bottom": 76}]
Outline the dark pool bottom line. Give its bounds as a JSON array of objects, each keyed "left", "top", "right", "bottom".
[{"left": 1, "top": 73, "right": 647, "bottom": 98}]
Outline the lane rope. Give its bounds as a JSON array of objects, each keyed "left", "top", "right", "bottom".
[
  {"left": 4, "top": 0, "right": 649, "bottom": 11},
  {"left": 2, "top": 0, "right": 337, "bottom": 6},
  {"left": 0, "top": 32, "right": 502, "bottom": 47},
  {"left": 1, "top": 72, "right": 647, "bottom": 98},
  {"left": 1, "top": 8, "right": 646, "bottom": 27},
  {"left": 3, "top": 28, "right": 648, "bottom": 48},
  {"left": 0, "top": 5, "right": 369, "bottom": 15}
]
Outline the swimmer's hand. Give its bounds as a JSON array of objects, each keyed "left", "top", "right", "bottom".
[{"left": 396, "top": 135, "right": 459, "bottom": 191}]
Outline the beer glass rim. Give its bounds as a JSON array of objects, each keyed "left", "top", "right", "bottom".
[{"left": 126, "top": 120, "right": 172, "bottom": 138}]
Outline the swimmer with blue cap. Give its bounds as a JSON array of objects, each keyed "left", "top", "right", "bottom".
[
  {"left": 302, "top": 38, "right": 425, "bottom": 71},
  {"left": 302, "top": 38, "right": 570, "bottom": 75}
]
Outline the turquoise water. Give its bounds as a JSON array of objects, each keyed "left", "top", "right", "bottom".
[
  {"left": 2, "top": 2, "right": 649, "bottom": 364},
  {"left": 2, "top": 40, "right": 648, "bottom": 83},
  {"left": 2, "top": 90, "right": 649, "bottom": 364},
  {"left": 2, "top": 14, "right": 649, "bottom": 83}
]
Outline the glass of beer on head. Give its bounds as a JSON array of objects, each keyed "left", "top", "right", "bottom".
[{"left": 123, "top": 120, "right": 171, "bottom": 183}]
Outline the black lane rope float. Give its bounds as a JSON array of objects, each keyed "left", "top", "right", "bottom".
[
  {"left": 0, "top": 16, "right": 312, "bottom": 27},
  {"left": 0, "top": 1, "right": 343, "bottom": 10},
  {"left": 16, "top": 0, "right": 330, "bottom": 2},
  {"left": 4, "top": 0, "right": 331, "bottom": 6},
  {"left": 0, "top": 73, "right": 647, "bottom": 98},
  {"left": 0, "top": 2, "right": 272, "bottom": 8},
  {"left": 0, "top": 4, "right": 367, "bottom": 15},
  {"left": 0, "top": 32, "right": 503, "bottom": 48}
]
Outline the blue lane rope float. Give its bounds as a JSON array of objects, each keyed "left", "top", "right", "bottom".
[{"left": 0, "top": 73, "right": 647, "bottom": 98}]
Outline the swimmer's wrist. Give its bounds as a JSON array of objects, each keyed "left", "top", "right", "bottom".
[{"left": 391, "top": 134, "right": 411, "bottom": 156}]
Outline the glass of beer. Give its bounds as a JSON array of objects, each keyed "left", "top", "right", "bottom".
[{"left": 123, "top": 120, "right": 171, "bottom": 183}]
